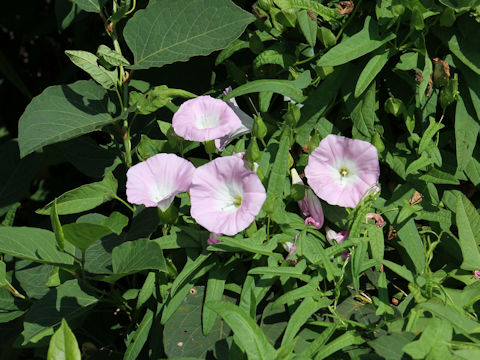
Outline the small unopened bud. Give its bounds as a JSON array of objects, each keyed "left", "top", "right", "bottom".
[
  {"left": 253, "top": 114, "right": 267, "bottom": 140},
  {"left": 246, "top": 137, "right": 260, "bottom": 163}
]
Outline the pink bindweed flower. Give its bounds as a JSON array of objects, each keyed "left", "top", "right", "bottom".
[
  {"left": 215, "top": 88, "right": 254, "bottom": 151},
  {"left": 285, "top": 235, "right": 298, "bottom": 265},
  {"left": 474, "top": 270, "right": 480, "bottom": 279},
  {"left": 207, "top": 232, "right": 222, "bottom": 246},
  {"left": 172, "top": 95, "right": 242, "bottom": 142},
  {"left": 126, "top": 153, "right": 195, "bottom": 210},
  {"left": 366, "top": 213, "right": 385, "bottom": 228},
  {"left": 299, "top": 189, "right": 324, "bottom": 229},
  {"left": 190, "top": 156, "right": 266, "bottom": 236},
  {"left": 326, "top": 227, "right": 350, "bottom": 260},
  {"left": 305, "top": 134, "right": 380, "bottom": 208},
  {"left": 291, "top": 169, "right": 324, "bottom": 229}
]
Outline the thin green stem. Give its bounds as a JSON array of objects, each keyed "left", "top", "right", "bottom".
[
  {"left": 335, "top": 0, "right": 363, "bottom": 42},
  {"left": 125, "top": 0, "right": 136, "bottom": 15},
  {"left": 115, "top": 195, "right": 135, "bottom": 213}
]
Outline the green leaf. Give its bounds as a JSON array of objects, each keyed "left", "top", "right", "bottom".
[
  {"left": 97, "top": 44, "right": 130, "bottom": 67},
  {"left": 65, "top": 50, "right": 117, "bottom": 89},
  {"left": 136, "top": 272, "right": 156, "bottom": 310},
  {"left": 448, "top": 33, "right": 480, "bottom": 75},
  {"left": 165, "top": 286, "right": 230, "bottom": 358},
  {"left": 355, "top": 48, "right": 392, "bottom": 98},
  {"left": 124, "top": 0, "right": 254, "bottom": 69},
  {"left": 47, "top": 318, "right": 81, "bottom": 360},
  {"left": 281, "top": 297, "right": 331, "bottom": 347},
  {"left": 15, "top": 261, "right": 52, "bottom": 299},
  {"left": 418, "top": 117, "right": 444, "bottom": 154},
  {"left": 50, "top": 199, "right": 65, "bottom": 251},
  {"left": 37, "top": 172, "right": 118, "bottom": 215},
  {"left": 0, "top": 227, "right": 73, "bottom": 265},
  {"left": 224, "top": 72, "right": 311, "bottom": 103},
  {"left": 315, "top": 331, "right": 364, "bottom": 359},
  {"left": 18, "top": 80, "right": 117, "bottom": 157},
  {"left": 369, "top": 332, "right": 416, "bottom": 360},
  {"left": 62, "top": 223, "right": 113, "bottom": 251},
  {"left": 206, "top": 301, "right": 276, "bottom": 359},
  {"left": 22, "top": 280, "right": 98, "bottom": 344},
  {"left": 419, "top": 301, "right": 480, "bottom": 334},
  {"left": 170, "top": 252, "right": 211, "bottom": 296},
  {"left": 402, "top": 318, "right": 452, "bottom": 360},
  {"left": 202, "top": 265, "right": 228, "bottom": 335},
  {"left": 455, "top": 193, "right": 480, "bottom": 270},
  {"left": 248, "top": 266, "right": 311, "bottom": 282},
  {"left": 351, "top": 81, "right": 376, "bottom": 138},
  {"left": 419, "top": 168, "right": 460, "bottom": 185},
  {"left": 124, "top": 309, "right": 154, "bottom": 360},
  {"left": 0, "top": 287, "right": 28, "bottom": 322},
  {"left": 297, "top": 10, "right": 317, "bottom": 48},
  {"left": 455, "top": 96, "right": 479, "bottom": 172},
  {"left": 274, "top": 0, "right": 340, "bottom": 23},
  {"left": 317, "top": 17, "right": 396, "bottom": 67},
  {"left": 0, "top": 140, "right": 40, "bottom": 210},
  {"left": 112, "top": 239, "right": 167, "bottom": 276},
  {"left": 392, "top": 216, "right": 425, "bottom": 274},
  {"left": 72, "top": 0, "right": 106, "bottom": 12},
  {"left": 208, "top": 236, "right": 276, "bottom": 256}
]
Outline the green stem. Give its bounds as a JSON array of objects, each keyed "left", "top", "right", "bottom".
[
  {"left": 125, "top": 0, "right": 136, "bottom": 15},
  {"left": 115, "top": 195, "right": 135, "bottom": 213},
  {"left": 335, "top": 0, "right": 363, "bottom": 42}
]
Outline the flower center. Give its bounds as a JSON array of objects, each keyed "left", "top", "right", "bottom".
[
  {"left": 339, "top": 167, "right": 349, "bottom": 177},
  {"left": 195, "top": 113, "right": 221, "bottom": 129},
  {"left": 233, "top": 195, "right": 242, "bottom": 207}
]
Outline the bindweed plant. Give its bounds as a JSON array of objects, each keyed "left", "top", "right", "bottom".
[{"left": 1, "top": 0, "right": 480, "bottom": 358}]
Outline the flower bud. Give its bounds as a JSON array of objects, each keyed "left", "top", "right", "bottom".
[
  {"left": 246, "top": 137, "right": 261, "bottom": 163},
  {"left": 384, "top": 97, "right": 406, "bottom": 118},
  {"left": 283, "top": 102, "right": 301, "bottom": 127},
  {"left": 253, "top": 114, "right": 267, "bottom": 140}
]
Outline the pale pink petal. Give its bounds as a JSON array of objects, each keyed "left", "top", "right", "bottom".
[
  {"left": 215, "top": 89, "right": 254, "bottom": 151},
  {"left": 172, "top": 96, "right": 242, "bottom": 142},
  {"left": 298, "top": 189, "right": 324, "bottom": 229},
  {"left": 474, "top": 270, "right": 480, "bottom": 279},
  {"left": 126, "top": 153, "right": 195, "bottom": 210},
  {"left": 305, "top": 134, "right": 380, "bottom": 208},
  {"left": 207, "top": 232, "right": 222, "bottom": 245},
  {"left": 190, "top": 156, "right": 266, "bottom": 236}
]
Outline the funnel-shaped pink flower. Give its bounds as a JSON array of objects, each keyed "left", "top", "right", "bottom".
[
  {"left": 126, "top": 153, "right": 195, "bottom": 210},
  {"left": 190, "top": 156, "right": 266, "bottom": 236},
  {"left": 305, "top": 135, "right": 380, "bottom": 208},
  {"left": 299, "top": 189, "right": 324, "bottom": 229},
  {"left": 215, "top": 87, "right": 254, "bottom": 151},
  {"left": 172, "top": 96, "right": 242, "bottom": 142}
]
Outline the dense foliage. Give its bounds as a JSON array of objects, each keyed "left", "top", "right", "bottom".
[{"left": 1, "top": 0, "right": 480, "bottom": 359}]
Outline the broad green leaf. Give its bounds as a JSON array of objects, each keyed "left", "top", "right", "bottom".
[
  {"left": 136, "top": 135, "right": 169, "bottom": 161},
  {"left": 281, "top": 297, "right": 331, "bottom": 347},
  {"left": 62, "top": 223, "right": 113, "bottom": 251},
  {"left": 249, "top": 266, "right": 311, "bottom": 282},
  {"left": 266, "top": 128, "right": 291, "bottom": 220},
  {"left": 124, "top": 309, "right": 154, "bottom": 360},
  {"left": 402, "top": 318, "right": 452, "bottom": 360},
  {"left": 418, "top": 117, "right": 444, "bottom": 154},
  {"left": 202, "top": 265, "right": 228, "bottom": 335},
  {"left": 455, "top": 95, "right": 479, "bottom": 171},
  {"left": 15, "top": 260, "right": 52, "bottom": 299},
  {"left": 448, "top": 33, "right": 480, "bottom": 75},
  {"left": 112, "top": 239, "right": 167, "bottom": 276},
  {"left": 456, "top": 194, "right": 480, "bottom": 270},
  {"left": 419, "top": 168, "right": 459, "bottom": 185},
  {"left": 0, "top": 140, "right": 40, "bottom": 210},
  {"left": 37, "top": 172, "right": 118, "bottom": 215},
  {"left": 124, "top": 0, "right": 254, "bottom": 69},
  {"left": 317, "top": 17, "right": 396, "bottom": 67},
  {"left": 392, "top": 216, "right": 425, "bottom": 274},
  {"left": 369, "top": 332, "right": 416, "bottom": 360},
  {"left": 274, "top": 0, "right": 341, "bottom": 22},
  {"left": 0, "top": 287, "right": 28, "bottom": 322},
  {"left": 215, "top": 39, "right": 249, "bottom": 65},
  {"left": 165, "top": 286, "right": 230, "bottom": 358},
  {"left": 136, "top": 272, "right": 156, "bottom": 311},
  {"left": 22, "top": 280, "right": 98, "bottom": 344},
  {"left": 272, "top": 283, "right": 321, "bottom": 308},
  {"left": 224, "top": 72, "right": 311, "bottom": 103},
  {"left": 351, "top": 81, "right": 376, "bottom": 138},
  {"left": 65, "top": 50, "right": 117, "bottom": 89},
  {"left": 18, "top": 80, "right": 116, "bottom": 157},
  {"left": 297, "top": 10, "right": 317, "bottom": 48},
  {"left": 207, "top": 301, "right": 276, "bottom": 359},
  {"left": 382, "top": 259, "right": 415, "bottom": 283},
  {"left": 47, "top": 319, "right": 81, "bottom": 360},
  {"left": 315, "top": 331, "right": 364, "bottom": 359},
  {"left": 0, "top": 227, "right": 73, "bottom": 265},
  {"left": 170, "top": 252, "right": 211, "bottom": 296},
  {"left": 419, "top": 301, "right": 480, "bottom": 334},
  {"left": 59, "top": 136, "right": 121, "bottom": 178},
  {"left": 208, "top": 235, "right": 276, "bottom": 255},
  {"left": 72, "top": 0, "right": 106, "bottom": 12},
  {"left": 355, "top": 48, "right": 392, "bottom": 98},
  {"left": 97, "top": 44, "right": 130, "bottom": 66}
]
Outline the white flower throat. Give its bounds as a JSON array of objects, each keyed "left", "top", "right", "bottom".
[
  {"left": 216, "top": 182, "right": 243, "bottom": 213},
  {"left": 195, "top": 112, "right": 221, "bottom": 129},
  {"left": 331, "top": 158, "right": 359, "bottom": 186}
]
